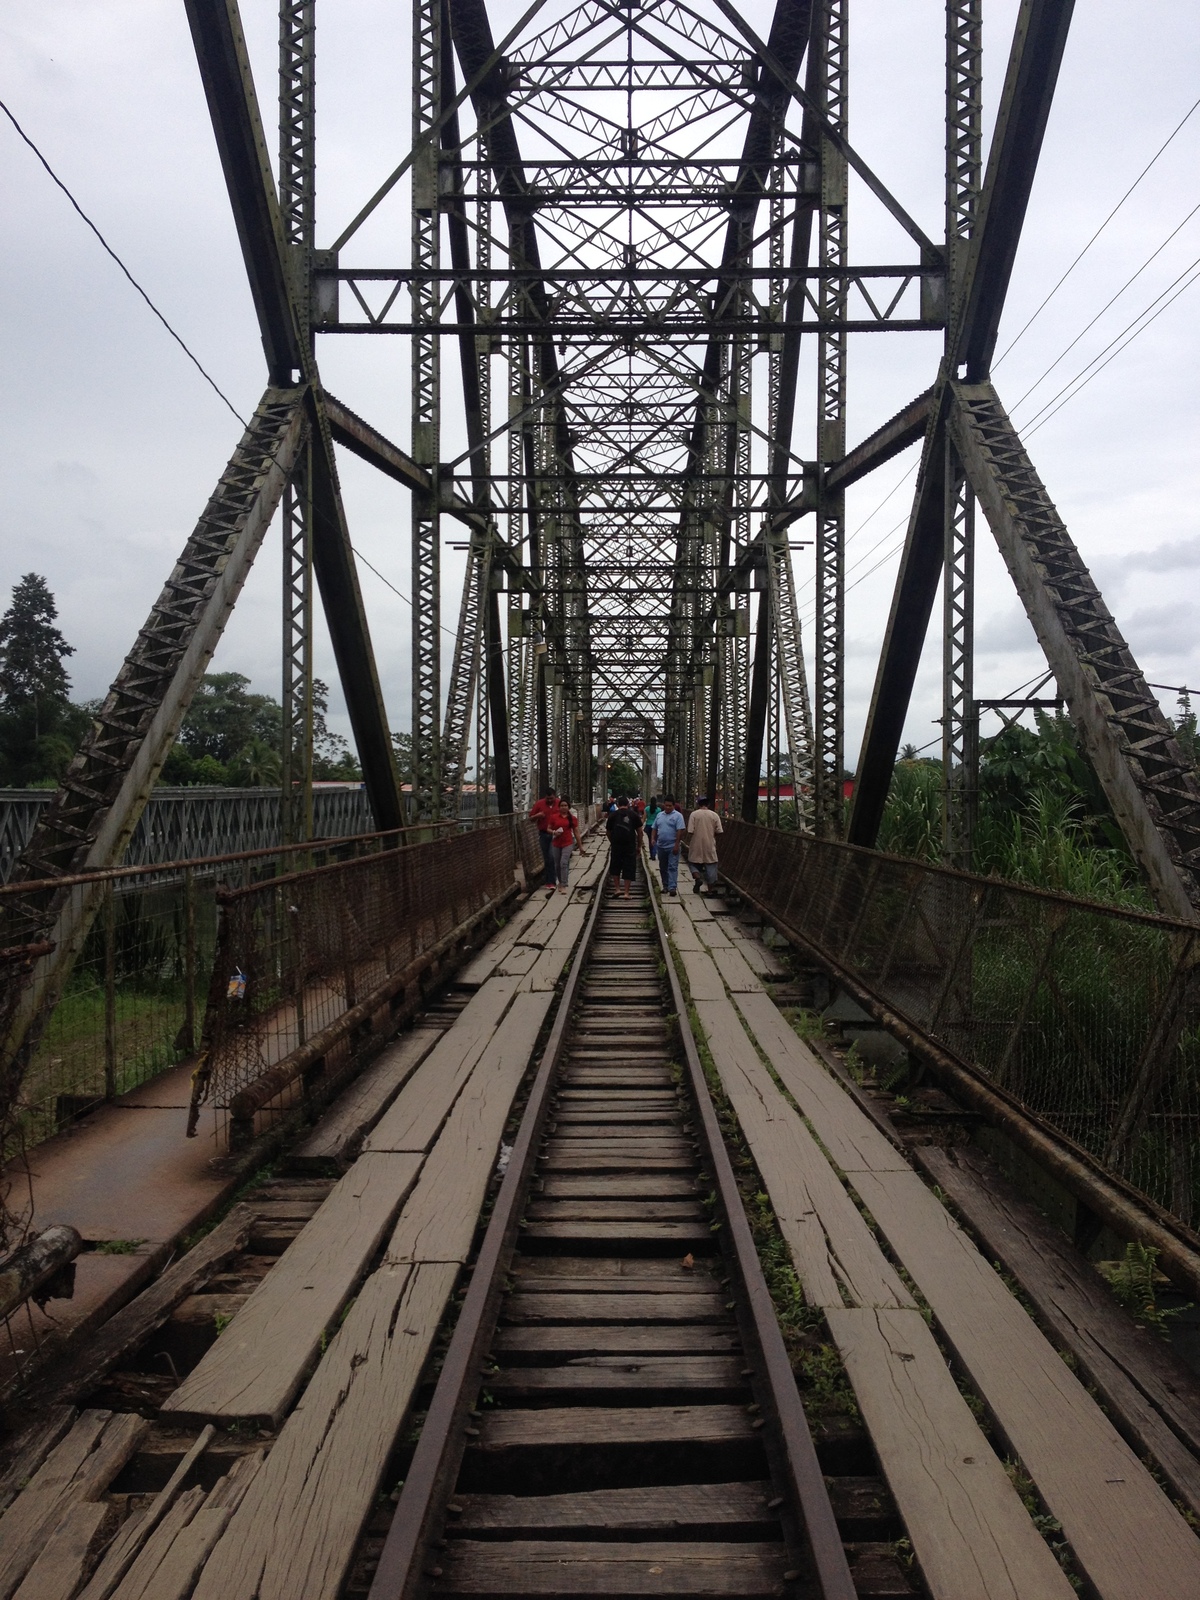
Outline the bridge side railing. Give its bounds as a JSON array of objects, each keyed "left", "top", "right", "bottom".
[
  {"left": 0, "top": 822, "right": 460, "bottom": 1153},
  {"left": 721, "top": 819, "right": 1200, "bottom": 1233},
  {"left": 193, "top": 817, "right": 540, "bottom": 1147}
]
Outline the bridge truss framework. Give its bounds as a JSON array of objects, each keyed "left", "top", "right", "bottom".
[{"left": 5, "top": 0, "right": 1200, "bottom": 1088}]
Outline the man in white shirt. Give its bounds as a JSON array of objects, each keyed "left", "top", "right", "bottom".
[{"left": 684, "top": 796, "right": 723, "bottom": 894}]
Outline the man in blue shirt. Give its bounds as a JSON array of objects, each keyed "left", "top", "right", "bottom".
[{"left": 650, "top": 795, "right": 686, "bottom": 894}]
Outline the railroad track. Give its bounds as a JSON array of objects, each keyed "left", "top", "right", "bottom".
[{"left": 362, "top": 870, "right": 902, "bottom": 1600}]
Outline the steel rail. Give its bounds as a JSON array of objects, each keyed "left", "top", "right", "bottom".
[
  {"left": 367, "top": 852, "right": 857, "bottom": 1599},
  {"left": 646, "top": 876, "right": 857, "bottom": 1600},
  {"left": 367, "top": 867, "right": 607, "bottom": 1600}
]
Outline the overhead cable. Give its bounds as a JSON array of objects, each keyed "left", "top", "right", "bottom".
[{"left": 0, "top": 96, "right": 248, "bottom": 427}]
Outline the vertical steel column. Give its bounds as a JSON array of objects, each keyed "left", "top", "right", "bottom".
[
  {"left": 942, "top": 440, "right": 976, "bottom": 864},
  {"left": 279, "top": 0, "right": 315, "bottom": 844},
  {"left": 813, "top": 0, "right": 848, "bottom": 837},
  {"left": 410, "top": 0, "right": 443, "bottom": 817},
  {"left": 942, "top": 0, "right": 982, "bottom": 865},
  {"left": 280, "top": 450, "right": 315, "bottom": 842}
]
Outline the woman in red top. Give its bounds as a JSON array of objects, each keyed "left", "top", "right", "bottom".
[{"left": 549, "top": 795, "right": 579, "bottom": 893}]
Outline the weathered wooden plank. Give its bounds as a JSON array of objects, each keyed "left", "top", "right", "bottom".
[
  {"left": 291, "top": 1027, "right": 443, "bottom": 1169},
  {"left": 919, "top": 1143, "right": 1200, "bottom": 1517},
  {"left": 388, "top": 991, "right": 555, "bottom": 1264},
  {"left": 108, "top": 1488, "right": 206, "bottom": 1600},
  {"left": 659, "top": 904, "right": 701, "bottom": 954},
  {"left": 850, "top": 1166, "right": 1200, "bottom": 1600},
  {"left": 191, "top": 1260, "right": 457, "bottom": 1600},
  {"left": 710, "top": 945, "right": 764, "bottom": 994},
  {"left": 678, "top": 949, "right": 724, "bottom": 1002},
  {"left": 512, "top": 1256, "right": 712, "bottom": 1279},
  {"left": 11, "top": 1501, "right": 114, "bottom": 1600},
  {"left": 693, "top": 919, "right": 732, "bottom": 950},
  {"left": 695, "top": 1000, "right": 912, "bottom": 1313},
  {"left": 503, "top": 1293, "right": 728, "bottom": 1324},
  {"left": 437, "top": 1539, "right": 788, "bottom": 1595},
  {"left": 162, "top": 1152, "right": 423, "bottom": 1426},
  {"left": 79, "top": 1427, "right": 214, "bottom": 1600},
  {"left": 493, "top": 1326, "right": 743, "bottom": 1357},
  {"left": 364, "top": 979, "right": 521, "bottom": 1154},
  {"left": 488, "top": 1356, "right": 746, "bottom": 1397},
  {"left": 27, "top": 1212, "right": 254, "bottom": 1408},
  {"left": 0, "top": 1409, "right": 76, "bottom": 1515},
  {"left": 475, "top": 1405, "right": 755, "bottom": 1449},
  {"left": 827, "top": 1307, "right": 1074, "bottom": 1600},
  {"left": 733, "top": 992, "right": 911, "bottom": 1173},
  {"left": 537, "top": 1175, "right": 697, "bottom": 1199},
  {"left": 0, "top": 1415, "right": 147, "bottom": 1600},
  {"left": 540, "top": 1153, "right": 695, "bottom": 1173},
  {"left": 510, "top": 1275, "right": 718, "bottom": 1296},
  {"left": 457, "top": 896, "right": 544, "bottom": 987},
  {"left": 722, "top": 926, "right": 789, "bottom": 979},
  {"left": 521, "top": 1221, "right": 711, "bottom": 1245},
  {"left": 525, "top": 1201, "right": 703, "bottom": 1221},
  {"left": 122, "top": 1457, "right": 260, "bottom": 1600},
  {"left": 452, "top": 1481, "right": 777, "bottom": 1536},
  {"left": 495, "top": 944, "right": 538, "bottom": 976}
]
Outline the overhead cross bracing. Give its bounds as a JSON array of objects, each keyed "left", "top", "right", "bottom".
[{"left": 9, "top": 0, "right": 1200, "bottom": 1114}]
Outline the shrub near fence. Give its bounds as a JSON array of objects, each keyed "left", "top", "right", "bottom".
[
  {"left": 0, "top": 826, "right": 454, "bottom": 1153},
  {"left": 720, "top": 820, "right": 1200, "bottom": 1230}
]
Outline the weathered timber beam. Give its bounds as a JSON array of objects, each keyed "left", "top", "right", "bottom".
[{"left": 950, "top": 380, "right": 1200, "bottom": 918}]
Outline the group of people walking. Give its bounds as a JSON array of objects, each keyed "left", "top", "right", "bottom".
[{"left": 529, "top": 786, "right": 723, "bottom": 900}]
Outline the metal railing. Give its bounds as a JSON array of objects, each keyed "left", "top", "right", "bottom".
[
  {"left": 192, "top": 816, "right": 543, "bottom": 1145},
  {"left": 0, "top": 825, "right": 455, "bottom": 1153},
  {"left": 721, "top": 820, "right": 1200, "bottom": 1230},
  {"left": 0, "top": 786, "right": 377, "bottom": 884}
]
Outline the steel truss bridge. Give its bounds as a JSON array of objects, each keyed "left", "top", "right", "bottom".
[{"left": 4, "top": 0, "right": 1200, "bottom": 1080}]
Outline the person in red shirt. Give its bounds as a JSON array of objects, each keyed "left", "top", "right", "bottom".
[
  {"left": 549, "top": 795, "right": 579, "bottom": 893},
  {"left": 529, "top": 788, "right": 558, "bottom": 892}
]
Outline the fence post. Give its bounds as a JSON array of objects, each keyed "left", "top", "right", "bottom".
[
  {"left": 182, "top": 867, "right": 197, "bottom": 1053},
  {"left": 103, "top": 884, "right": 117, "bottom": 1100}
]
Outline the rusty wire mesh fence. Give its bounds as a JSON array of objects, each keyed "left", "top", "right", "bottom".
[
  {"left": 192, "top": 818, "right": 529, "bottom": 1144},
  {"left": 0, "top": 826, "right": 456, "bottom": 1154},
  {"left": 721, "top": 820, "right": 1200, "bottom": 1229}
]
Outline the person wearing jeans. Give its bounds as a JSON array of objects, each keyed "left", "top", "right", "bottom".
[
  {"left": 549, "top": 797, "right": 578, "bottom": 893},
  {"left": 650, "top": 795, "right": 685, "bottom": 895},
  {"left": 529, "top": 787, "right": 558, "bottom": 892}
]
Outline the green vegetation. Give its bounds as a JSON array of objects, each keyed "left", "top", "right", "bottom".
[
  {"left": 160, "top": 671, "right": 361, "bottom": 786},
  {"left": 0, "top": 573, "right": 90, "bottom": 785},
  {"left": 873, "top": 709, "right": 1195, "bottom": 909},
  {"left": 95, "top": 1238, "right": 145, "bottom": 1254},
  {"left": 1096, "top": 1242, "right": 1191, "bottom": 1338}
]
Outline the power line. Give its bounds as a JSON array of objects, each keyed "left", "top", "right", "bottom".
[
  {"left": 995, "top": 91, "right": 1200, "bottom": 368},
  {"left": 1008, "top": 198, "right": 1200, "bottom": 415},
  {"left": 0, "top": 97, "right": 248, "bottom": 428},
  {"left": 1021, "top": 251, "right": 1200, "bottom": 439}
]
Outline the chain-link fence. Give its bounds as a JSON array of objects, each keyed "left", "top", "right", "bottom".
[
  {"left": 721, "top": 820, "right": 1200, "bottom": 1229},
  {"left": 0, "top": 826, "right": 456, "bottom": 1155},
  {"left": 191, "top": 818, "right": 534, "bottom": 1145}
]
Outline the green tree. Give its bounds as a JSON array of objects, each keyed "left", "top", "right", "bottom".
[
  {"left": 0, "top": 574, "right": 89, "bottom": 785},
  {"left": 605, "top": 757, "right": 641, "bottom": 797}
]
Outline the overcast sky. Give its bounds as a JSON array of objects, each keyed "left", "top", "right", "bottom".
[{"left": 2, "top": 0, "right": 1198, "bottom": 770}]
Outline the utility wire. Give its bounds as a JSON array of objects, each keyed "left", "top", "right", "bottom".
[
  {"left": 0, "top": 97, "right": 248, "bottom": 427},
  {"left": 1008, "top": 199, "right": 1200, "bottom": 414},
  {"left": 994, "top": 90, "right": 1200, "bottom": 368},
  {"left": 1021, "top": 254, "right": 1200, "bottom": 440}
]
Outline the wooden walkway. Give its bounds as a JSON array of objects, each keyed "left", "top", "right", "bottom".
[
  {"left": 4, "top": 831, "right": 1200, "bottom": 1600},
  {"left": 668, "top": 871, "right": 1200, "bottom": 1600}
]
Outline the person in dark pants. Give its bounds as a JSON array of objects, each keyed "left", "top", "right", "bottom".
[
  {"left": 606, "top": 795, "right": 642, "bottom": 899},
  {"left": 529, "top": 787, "right": 558, "bottom": 893}
]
